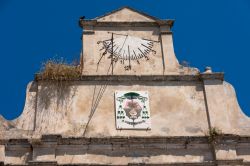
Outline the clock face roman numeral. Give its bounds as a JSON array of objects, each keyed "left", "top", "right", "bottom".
[{"left": 97, "top": 33, "right": 159, "bottom": 70}]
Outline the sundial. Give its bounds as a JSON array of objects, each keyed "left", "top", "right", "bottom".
[{"left": 97, "top": 32, "right": 159, "bottom": 70}]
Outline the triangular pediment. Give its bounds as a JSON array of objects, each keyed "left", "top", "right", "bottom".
[{"left": 95, "top": 7, "right": 157, "bottom": 22}]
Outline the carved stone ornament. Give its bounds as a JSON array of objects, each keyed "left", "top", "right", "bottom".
[{"left": 115, "top": 91, "right": 151, "bottom": 129}]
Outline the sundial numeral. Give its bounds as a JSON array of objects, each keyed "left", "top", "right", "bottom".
[
  {"left": 99, "top": 47, "right": 105, "bottom": 51},
  {"left": 124, "top": 65, "right": 131, "bottom": 70},
  {"left": 145, "top": 56, "right": 150, "bottom": 61},
  {"left": 114, "top": 57, "right": 118, "bottom": 63}
]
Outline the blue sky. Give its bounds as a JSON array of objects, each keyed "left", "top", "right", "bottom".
[{"left": 0, "top": 0, "right": 250, "bottom": 120}]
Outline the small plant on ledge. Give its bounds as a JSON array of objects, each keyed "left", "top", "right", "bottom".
[
  {"left": 38, "top": 58, "right": 81, "bottom": 81},
  {"left": 207, "top": 127, "right": 223, "bottom": 144},
  {"left": 36, "top": 58, "right": 80, "bottom": 109}
]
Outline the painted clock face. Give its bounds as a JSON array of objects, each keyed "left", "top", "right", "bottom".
[{"left": 97, "top": 33, "right": 159, "bottom": 70}]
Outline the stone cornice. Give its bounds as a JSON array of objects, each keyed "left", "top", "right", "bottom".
[
  {"left": 25, "top": 160, "right": 249, "bottom": 166},
  {"left": 34, "top": 73, "right": 224, "bottom": 82},
  {"left": 79, "top": 20, "right": 174, "bottom": 28},
  {"left": 2, "top": 135, "right": 250, "bottom": 165},
  {"left": 2, "top": 134, "right": 249, "bottom": 146}
]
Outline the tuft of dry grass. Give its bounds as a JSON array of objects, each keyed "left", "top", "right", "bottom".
[{"left": 39, "top": 59, "right": 81, "bottom": 81}]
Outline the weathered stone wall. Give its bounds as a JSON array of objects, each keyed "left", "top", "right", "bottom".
[
  {"left": 204, "top": 80, "right": 250, "bottom": 135},
  {"left": 3, "top": 75, "right": 249, "bottom": 138},
  {"left": 80, "top": 7, "right": 181, "bottom": 76},
  {"left": 1, "top": 135, "right": 250, "bottom": 165},
  {"left": 1, "top": 75, "right": 250, "bottom": 165},
  {"left": 4, "top": 80, "right": 201, "bottom": 136},
  {"left": 36, "top": 80, "right": 207, "bottom": 137},
  {"left": 1, "top": 7, "right": 250, "bottom": 165},
  {"left": 82, "top": 26, "right": 182, "bottom": 75}
]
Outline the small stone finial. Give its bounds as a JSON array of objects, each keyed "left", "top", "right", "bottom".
[{"left": 204, "top": 66, "right": 212, "bottom": 73}]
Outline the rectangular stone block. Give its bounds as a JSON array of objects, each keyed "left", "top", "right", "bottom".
[
  {"left": 0, "top": 145, "right": 4, "bottom": 162},
  {"left": 215, "top": 145, "right": 237, "bottom": 160},
  {"left": 33, "top": 147, "right": 55, "bottom": 161}
]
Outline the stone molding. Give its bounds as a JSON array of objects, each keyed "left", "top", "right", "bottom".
[
  {"left": 2, "top": 134, "right": 250, "bottom": 146},
  {"left": 79, "top": 20, "right": 174, "bottom": 28},
  {"left": 35, "top": 73, "right": 224, "bottom": 82},
  {"left": 1, "top": 135, "right": 250, "bottom": 165}
]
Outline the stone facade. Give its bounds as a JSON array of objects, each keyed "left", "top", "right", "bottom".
[{"left": 0, "top": 7, "right": 250, "bottom": 165}]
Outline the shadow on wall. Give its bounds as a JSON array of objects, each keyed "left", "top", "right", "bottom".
[{"left": 38, "top": 81, "right": 78, "bottom": 110}]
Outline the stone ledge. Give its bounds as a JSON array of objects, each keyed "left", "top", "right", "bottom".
[
  {"left": 7, "top": 138, "right": 29, "bottom": 145},
  {"left": 243, "top": 161, "right": 250, "bottom": 166},
  {"left": 200, "top": 73, "right": 224, "bottom": 80},
  {"left": 3, "top": 135, "right": 250, "bottom": 146},
  {"left": 28, "top": 161, "right": 57, "bottom": 166},
  {"left": 41, "top": 134, "right": 62, "bottom": 142},
  {"left": 59, "top": 163, "right": 215, "bottom": 166},
  {"left": 1, "top": 160, "right": 248, "bottom": 166},
  {"left": 54, "top": 160, "right": 245, "bottom": 166},
  {"left": 82, "top": 31, "right": 95, "bottom": 35},
  {"left": 79, "top": 20, "right": 174, "bottom": 28},
  {"left": 161, "top": 31, "right": 173, "bottom": 35},
  {"left": 35, "top": 73, "right": 224, "bottom": 82},
  {"left": 48, "top": 135, "right": 210, "bottom": 145}
]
